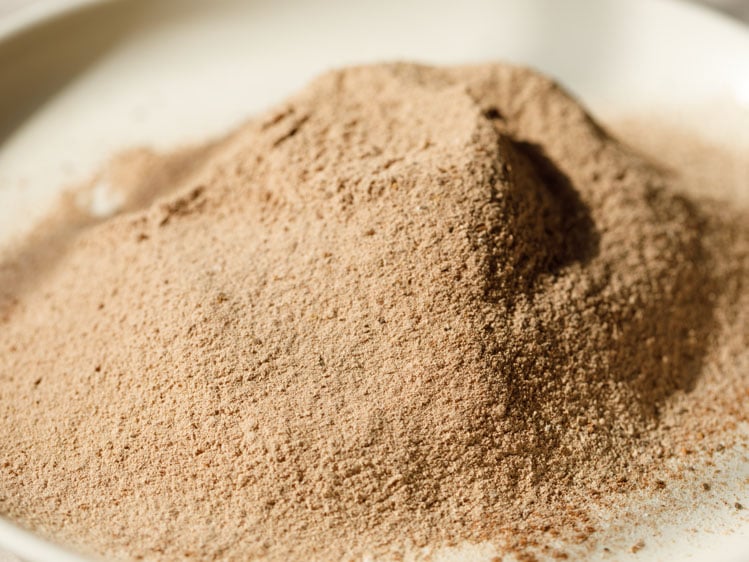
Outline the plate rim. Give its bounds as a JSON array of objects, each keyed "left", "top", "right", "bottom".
[{"left": 0, "top": 0, "right": 108, "bottom": 41}]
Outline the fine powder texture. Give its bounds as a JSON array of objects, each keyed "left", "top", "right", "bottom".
[{"left": 0, "top": 63, "right": 747, "bottom": 561}]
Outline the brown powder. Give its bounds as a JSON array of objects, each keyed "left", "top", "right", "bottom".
[{"left": 0, "top": 63, "right": 747, "bottom": 561}]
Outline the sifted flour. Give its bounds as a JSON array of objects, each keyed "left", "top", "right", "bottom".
[{"left": 0, "top": 63, "right": 747, "bottom": 561}]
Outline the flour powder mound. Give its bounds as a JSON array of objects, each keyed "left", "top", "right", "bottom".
[{"left": 0, "top": 63, "right": 746, "bottom": 561}]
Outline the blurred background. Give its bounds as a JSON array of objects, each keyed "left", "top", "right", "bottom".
[
  {"left": 702, "top": 0, "right": 749, "bottom": 20},
  {"left": 1, "top": 0, "right": 749, "bottom": 24}
]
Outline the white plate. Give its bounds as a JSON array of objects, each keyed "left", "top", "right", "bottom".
[{"left": 0, "top": 1, "right": 747, "bottom": 561}]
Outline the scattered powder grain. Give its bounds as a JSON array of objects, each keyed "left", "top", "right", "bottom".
[{"left": 0, "top": 63, "right": 747, "bottom": 561}]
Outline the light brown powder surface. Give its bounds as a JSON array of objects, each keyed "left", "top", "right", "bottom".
[{"left": 0, "top": 63, "right": 747, "bottom": 561}]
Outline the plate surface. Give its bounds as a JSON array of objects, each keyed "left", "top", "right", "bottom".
[{"left": 0, "top": 1, "right": 747, "bottom": 561}]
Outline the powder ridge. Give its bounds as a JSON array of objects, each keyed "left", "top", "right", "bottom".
[{"left": 0, "top": 63, "right": 746, "bottom": 561}]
